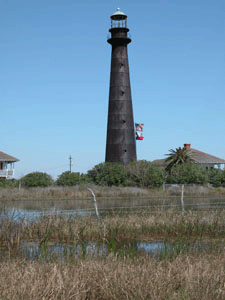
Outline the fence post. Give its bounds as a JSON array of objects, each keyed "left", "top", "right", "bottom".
[
  {"left": 181, "top": 184, "right": 184, "bottom": 221},
  {"left": 88, "top": 188, "right": 100, "bottom": 220}
]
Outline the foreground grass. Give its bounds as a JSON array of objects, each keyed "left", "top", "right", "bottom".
[
  {"left": 0, "top": 254, "right": 225, "bottom": 299},
  {"left": 1, "top": 210, "right": 225, "bottom": 299}
]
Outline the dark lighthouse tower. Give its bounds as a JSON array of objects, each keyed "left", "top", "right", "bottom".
[{"left": 105, "top": 8, "right": 137, "bottom": 165}]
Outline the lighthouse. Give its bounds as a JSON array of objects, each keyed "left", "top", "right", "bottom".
[{"left": 105, "top": 8, "right": 137, "bottom": 165}]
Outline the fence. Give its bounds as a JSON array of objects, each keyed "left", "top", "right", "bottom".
[{"left": 1, "top": 190, "right": 225, "bottom": 221}]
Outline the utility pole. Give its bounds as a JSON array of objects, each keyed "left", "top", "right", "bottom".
[{"left": 69, "top": 155, "right": 72, "bottom": 173}]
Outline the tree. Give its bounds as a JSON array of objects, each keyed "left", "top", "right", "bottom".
[
  {"left": 21, "top": 172, "right": 54, "bottom": 187},
  {"left": 56, "top": 171, "right": 90, "bottom": 186},
  {"left": 87, "top": 162, "right": 130, "bottom": 187},
  {"left": 126, "top": 160, "right": 165, "bottom": 188},
  {"left": 165, "top": 147, "right": 195, "bottom": 173},
  {"left": 208, "top": 169, "right": 225, "bottom": 187},
  {"left": 166, "top": 162, "right": 208, "bottom": 185},
  {"left": 56, "top": 171, "right": 80, "bottom": 186}
]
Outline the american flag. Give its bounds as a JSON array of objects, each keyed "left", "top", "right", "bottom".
[{"left": 135, "top": 123, "right": 144, "bottom": 131}]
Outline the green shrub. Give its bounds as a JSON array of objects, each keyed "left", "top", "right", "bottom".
[
  {"left": 166, "top": 163, "right": 208, "bottom": 185},
  {"left": 0, "top": 178, "right": 18, "bottom": 188},
  {"left": 126, "top": 160, "right": 165, "bottom": 188},
  {"left": 56, "top": 171, "right": 91, "bottom": 186},
  {"left": 21, "top": 172, "right": 54, "bottom": 188},
  {"left": 87, "top": 162, "right": 130, "bottom": 187},
  {"left": 56, "top": 171, "right": 80, "bottom": 186},
  {"left": 208, "top": 169, "right": 225, "bottom": 187}
]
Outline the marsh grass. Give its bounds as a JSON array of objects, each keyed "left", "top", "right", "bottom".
[
  {"left": 1, "top": 210, "right": 225, "bottom": 298},
  {"left": 0, "top": 185, "right": 168, "bottom": 211},
  {"left": 0, "top": 185, "right": 152, "bottom": 201},
  {"left": 0, "top": 184, "right": 224, "bottom": 201},
  {"left": 1, "top": 186, "right": 225, "bottom": 213},
  {"left": 1, "top": 254, "right": 225, "bottom": 299},
  {"left": 1, "top": 210, "right": 225, "bottom": 261},
  {"left": 1, "top": 186, "right": 225, "bottom": 298}
]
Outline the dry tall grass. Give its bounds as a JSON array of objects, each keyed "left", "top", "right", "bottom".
[
  {"left": 0, "top": 185, "right": 151, "bottom": 201},
  {"left": 1, "top": 185, "right": 225, "bottom": 212},
  {"left": 0, "top": 254, "right": 225, "bottom": 299},
  {"left": 1, "top": 185, "right": 225, "bottom": 202}
]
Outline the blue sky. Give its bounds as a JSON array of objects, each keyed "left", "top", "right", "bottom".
[{"left": 1, "top": 0, "right": 224, "bottom": 179}]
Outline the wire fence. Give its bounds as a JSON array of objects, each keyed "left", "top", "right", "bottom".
[{"left": 1, "top": 193, "right": 225, "bottom": 221}]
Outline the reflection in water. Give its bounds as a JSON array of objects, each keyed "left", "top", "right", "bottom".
[
  {"left": 19, "top": 240, "right": 222, "bottom": 262},
  {"left": 138, "top": 242, "right": 165, "bottom": 253},
  {"left": 19, "top": 241, "right": 166, "bottom": 261},
  {"left": 0, "top": 208, "right": 93, "bottom": 223},
  {"left": 20, "top": 242, "right": 108, "bottom": 261}
]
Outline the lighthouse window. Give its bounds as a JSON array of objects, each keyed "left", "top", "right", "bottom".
[
  {"left": 121, "top": 91, "right": 125, "bottom": 96},
  {"left": 123, "top": 120, "right": 126, "bottom": 123},
  {"left": 124, "top": 150, "right": 127, "bottom": 152},
  {"left": 120, "top": 63, "right": 125, "bottom": 71}
]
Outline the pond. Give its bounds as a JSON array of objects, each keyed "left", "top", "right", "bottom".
[
  {"left": 19, "top": 241, "right": 167, "bottom": 261},
  {"left": 0, "top": 208, "right": 94, "bottom": 223},
  {"left": 18, "top": 239, "right": 219, "bottom": 262}
]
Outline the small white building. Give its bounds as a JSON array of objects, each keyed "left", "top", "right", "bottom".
[{"left": 0, "top": 151, "right": 20, "bottom": 179}]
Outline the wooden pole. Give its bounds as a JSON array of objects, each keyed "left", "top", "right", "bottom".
[
  {"left": 181, "top": 184, "right": 184, "bottom": 221},
  {"left": 88, "top": 188, "right": 100, "bottom": 220}
]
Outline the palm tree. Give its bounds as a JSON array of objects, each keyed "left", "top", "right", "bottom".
[{"left": 165, "top": 146, "right": 195, "bottom": 173}]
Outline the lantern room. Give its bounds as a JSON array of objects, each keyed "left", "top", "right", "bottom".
[{"left": 110, "top": 8, "right": 127, "bottom": 28}]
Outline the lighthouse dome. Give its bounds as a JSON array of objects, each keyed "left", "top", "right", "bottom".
[{"left": 111, "top": 8, "right": 127, "bottom": 20}]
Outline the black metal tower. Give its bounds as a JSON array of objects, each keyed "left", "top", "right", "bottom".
[{"left": 105, "top": 8, "right": 137, "bottom": 165}]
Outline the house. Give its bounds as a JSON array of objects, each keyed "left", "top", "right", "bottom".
[
  {"left": 0, "top": 151, "right": 20, "bottom": 179},
  {"left": 153, "top": 144, "right": 225, "bottom": 170}
]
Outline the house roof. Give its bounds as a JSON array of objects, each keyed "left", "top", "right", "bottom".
[
  {"left": 152, "top": 158, "right": 167, "bottom": 166},
  {"left": 0, "top": 151, "right": 20, "bottom": 163},
  {"left": 189, "top": 148, "right": 225, "bottom": 164},
  {"left": 152, "top": 147, "right": 225, "bottom": 166}
]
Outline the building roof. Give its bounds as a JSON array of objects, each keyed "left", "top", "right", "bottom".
[
  {"left": 0, "top": 151, "right": 20, "bottom": 163},
  {"left": 152, "top": 147, "right": 225, "bottom": 166},
  {"left": 152, "top": 158, "right": 167, "bottom": 167},
  {"left": 189, "top": 148, "right": 225, "bottom": 164}
]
